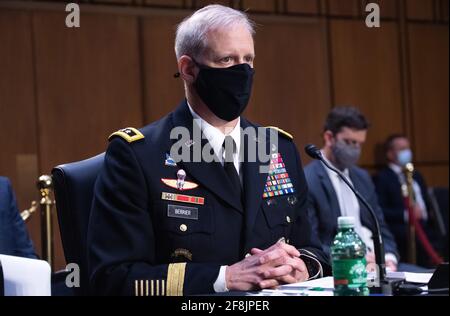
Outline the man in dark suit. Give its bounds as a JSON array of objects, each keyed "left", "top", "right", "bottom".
[
  {"left": 373, "top": 134, "right": 440, "bottom": 267},
  {"left": 88, "top": 5, "right": 329, "bottom": 296},
  {"left": 304, "top": 107, "right": 399, "bottom": 272},
  {"left": 0, "top": 176, "right": 37, "bottom": 259}
]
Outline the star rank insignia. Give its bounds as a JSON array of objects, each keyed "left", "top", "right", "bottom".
[{"left": 108, "top": 127, "right": 144, "bottom": 143}]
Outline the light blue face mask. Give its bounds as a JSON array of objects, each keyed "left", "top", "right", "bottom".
[{"left": 397, "top": 149, "right": 413, "bottom": 166}]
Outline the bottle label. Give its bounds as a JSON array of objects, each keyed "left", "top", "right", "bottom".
[{"left": 332, "top": 258, "right": 367, "bottom": 288}]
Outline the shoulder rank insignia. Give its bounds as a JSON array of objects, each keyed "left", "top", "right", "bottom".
[
  {"left": 108, "top": 127, "right": 144, "bottom": 143},
  {"left": 266, "top": 126, "right": 294, "bottom": 140}
]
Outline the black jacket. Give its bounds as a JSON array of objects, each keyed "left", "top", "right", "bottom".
[
  {"left": 304, "top": 160, "right": 399, "bottom": 260},
  {"left": 373, "top": 166, "right": 433, "bottom": 262},
  {"left": 373, "top": 166, "right": 430, "bottom": 225},
  {"left": 88, "top": 101, "right": 330, "bottom": 296}
]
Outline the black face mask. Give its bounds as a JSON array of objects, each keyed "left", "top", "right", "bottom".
[{"left": 193, "top": 61, "right": 255, "bottom": 122}]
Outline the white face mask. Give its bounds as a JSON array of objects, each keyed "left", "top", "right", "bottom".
[{"left": 397, "top": 149, "right": 413, "bottom": 166}]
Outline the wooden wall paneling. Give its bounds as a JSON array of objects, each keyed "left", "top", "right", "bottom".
[
  {"left": 378, "top": 0, "right": 398, "bottom": 19},
  {"left": 141, "top": 15, "right": 186, "bottom": 123},
  {"left": 92, "top": 0, "right": 134, "bottom": 4},
  {"left": 0, "top": 10, "right": 40, "bottom": 248},
  {"left": 442, "top": 0, "right": 449, "bottom": 22},
  {"left": 195, "top": 0, "right": 234, "bottom": 9},
  {"left": 362, "top": 0, "right": 398, "bottom": 19},
  {"left": 33, "top": 11, "right": 143, "bottom": 269},
  {"left": 242, "top": 0, "right": 276, "bottom": 13},
  {"left": 285, "top": 0, "right": 320, "bottom": 15},
  {"left": 245, "top": 17, "right": 331, "bottom": 164},
  {"left": 417, "top": 164, "right": 449, "bottom": 187},
  {"left": 318, "top": 0, "right": 327, "bottom": 14},
  {"left": 327, "top": 0, "right": 360, "bottom": 17},
  {"left": 406, "top": 0, "right": 435, "bottom": 21},
  {"left": 435, "top": 0, "right": 450, "bottom": 22},
  {"left": 408, "top": 24, "right": 449, "bottom": 163},
  {"left": 33, "top": 11, "right": 143, "bottom": 170},
  {"left": 144, "top": 0, "right": 185, "bottom": 8},
  {"left": 330, "top": 20, "right": 404, "bottom": 166}
]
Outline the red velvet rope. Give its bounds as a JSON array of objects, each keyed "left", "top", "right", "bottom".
[{"left": 404, "top": 197, "right": 443, "bottom": 266}]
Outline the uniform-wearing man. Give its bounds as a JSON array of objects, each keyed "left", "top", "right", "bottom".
[
  {"left": 88, "top": 5, "right": 329, "bottom": 296},
  {"left": 0, "top": 176, "right": 37, "bottom": 259},
  {"left": 304, "top": 107, "right": 400, "bottom": 272},
  {"left": 373, "top": 135, "right": 440, "bottom": 267}
]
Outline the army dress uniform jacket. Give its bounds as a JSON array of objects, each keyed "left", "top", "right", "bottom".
[{"left": 88, "top": 101, "right": 330, "bottom": 296}]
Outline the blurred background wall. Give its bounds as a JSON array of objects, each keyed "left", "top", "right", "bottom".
[{"left": 0, "top": 0, "right": 448, "bottom": 270}]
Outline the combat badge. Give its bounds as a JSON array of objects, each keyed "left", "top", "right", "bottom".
[{"left": 161, "top": 169, "right": 199, "bottom": 191}]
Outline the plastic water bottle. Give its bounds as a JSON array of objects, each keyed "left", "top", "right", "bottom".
[{"left": 331, "top": 216, "right": 369, "bottom": 296}]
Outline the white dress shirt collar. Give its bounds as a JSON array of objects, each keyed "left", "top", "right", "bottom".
[
  {"left": 389, "top": 162, "right": 403, "bottom": 175},
  {"left": 388, "top": 163, "right": 428, "bottom": 220},
  {"left": 187, "top": 102, "right": 241, "bottom": 173}
]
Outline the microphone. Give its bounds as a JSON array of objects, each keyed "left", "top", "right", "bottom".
[
  {"left": 305, "top": 144, "right": 396, "bottom": 293},
  {"left": 305, "top": 144, "right": 323, "bottom": 160}
]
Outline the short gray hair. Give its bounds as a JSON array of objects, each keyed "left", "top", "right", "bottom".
[{"left": 175, "top": 5, "right": 255, "bottom": 60}]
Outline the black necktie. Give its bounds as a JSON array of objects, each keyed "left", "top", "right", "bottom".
[
  {"left": 223, "top": 136, "right": 242, "bottom": 198},
  {"left": 223, "top": 136, "right": 245, "bottom": 256}
]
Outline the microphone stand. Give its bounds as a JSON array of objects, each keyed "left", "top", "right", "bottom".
[{"left": 305, "top": 145, "right": 405, "bottom": 295}]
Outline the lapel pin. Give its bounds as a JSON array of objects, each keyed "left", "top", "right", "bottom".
[{"left": 165, "top": 153, "right": 177, "bottom": 167}]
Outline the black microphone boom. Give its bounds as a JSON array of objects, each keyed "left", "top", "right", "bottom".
[{"left": 304, "top": 144, "right": 394, "bottom": 293}]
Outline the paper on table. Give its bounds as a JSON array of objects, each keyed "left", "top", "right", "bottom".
[
  {"left": 253, "top": 288, "right": 334, "bottom": 297},
  {"left": 246, "top": 277, "right": 335, "bottom": 296},
  {"left": 281, "top": 276, "right": 335, "bottom": 290},
  {"left": 387, "top": 271, "right": 433, "bottom": 284},
  {"left": 282, "top": 272, "right": 432, "bottom": 287},
  {"left": 0, "top": 254, "right": 51, "bottom": 296},
  {"left": 254, "top": 271, "right": 433, "bottom": 297}
]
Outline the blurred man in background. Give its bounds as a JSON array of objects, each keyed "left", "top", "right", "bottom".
[
  {"left": 373, "top": 134, "right": 443, "bottom": 267},
  {"left": 0, "top": 176, "right": 37, "bottom": 259},
  {"left": 305, "top": 107, "right": 400, "bottom": 272}
]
